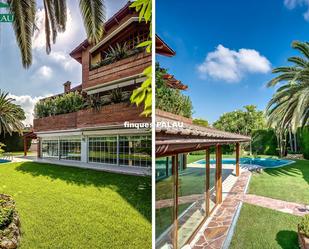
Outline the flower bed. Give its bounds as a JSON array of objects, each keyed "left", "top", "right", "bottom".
[
  {"left": 298, "top": 214, "right": 309, "bottom": 249},
  {"left": 0, "top": 194, "right": 20, "bottom": 249}
]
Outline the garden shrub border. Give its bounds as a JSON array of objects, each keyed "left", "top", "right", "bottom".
[{"left": 0, "top": 194, "right": 20, "bottom": 249}]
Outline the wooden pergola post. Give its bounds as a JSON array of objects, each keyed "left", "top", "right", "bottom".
[
  {"left": 23, "top": 137, "right": 27, "bottom": 157},
  {"left": 236, "top": 142, "right": 240, "bottom": 176},
  {"left": 172, "top": 154, "right": 179, "bottom": 249},
  {"left": 216, "top": 145, "right": 222, "bottom": 204},
  {"left": 205, "top": 147, "right": 210, "bottom": 217}
]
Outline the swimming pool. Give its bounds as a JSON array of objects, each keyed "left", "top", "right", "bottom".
[{"left": 196, "top": 158, "right": 294, "bottom": 168}]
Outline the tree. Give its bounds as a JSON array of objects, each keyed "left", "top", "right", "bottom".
[
  {"left": 213, "top": 105, "right": 266, "bottom": 136},
  {"left": 155, "top": 64, "right": 193, "bottom": 118},
  {"left": 266, "top": 41, "right": 309, "bottom": 132},
  {"left": 7, "top": 0, "right": 106, "bottom": 68},
  {"left": 0, "top": 91, "right": 25, "bottom": 135},
  {"left": 193, "top": 118, "right": 209, "bottom": 127},
  {"left": 266, "top": 41, "right": 309, "bottom": 156},
  {"left": 130, "top": 0, "right": 152, "bottom": 116}
]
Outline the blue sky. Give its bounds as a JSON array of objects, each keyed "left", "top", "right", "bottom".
[
  {"left": 0, "top": 0, "right": 127, "bottom": 124},
  {"left": 156, "top": 0, "right": 309, "bottom": 123}
]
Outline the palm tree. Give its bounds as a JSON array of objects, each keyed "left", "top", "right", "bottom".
[
  {"left": 0, "top": 91, "right": 25, "bottom": 135},
  {"left": 267, "top": 41, "right": 309, "bottom": 132},
  {"left": 7, "top": 0, "right": 106, "bottom": 68},
  {"left": 266, "top": 41, "right": 309, "bottom": 155}
]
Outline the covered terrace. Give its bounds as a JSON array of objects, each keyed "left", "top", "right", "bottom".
[{"left": 155, "top": 110, "right": 251, "bottom": 249}]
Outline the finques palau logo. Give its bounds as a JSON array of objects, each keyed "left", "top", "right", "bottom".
[{"left": 0, "top": 2, "right": 13, "bottom": 23}]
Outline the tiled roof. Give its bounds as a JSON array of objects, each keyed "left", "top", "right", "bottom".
[{"left": 156, "top": 110, "right": 251, "bottom": 156}]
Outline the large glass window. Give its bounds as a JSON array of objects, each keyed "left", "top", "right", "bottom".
[
  {"left": 41, "top": 139, "right": 59, "bottom": 159},
  {"left": 119, "top": 135, "right": 151, "bottom": 167},
  {"left": 88, "top": 136, "right": 118, "bottom": 164},
  {"left": 59, "top": 137, "right": 81, "bottom": 161}
]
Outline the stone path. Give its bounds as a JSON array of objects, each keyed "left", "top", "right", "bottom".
[
  {"left": 243, "top": 194, "right": 309, "bottom": 216},
  {"left": 192, "top": 171, "right": 251, "bottom": 249}
]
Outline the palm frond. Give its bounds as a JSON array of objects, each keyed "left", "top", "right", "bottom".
[
  {"left": 8, "top": 0, "right": 36, "bottom": 68},
  {"left": 79, "top": 0, "right": 106, "bottom": 44}
]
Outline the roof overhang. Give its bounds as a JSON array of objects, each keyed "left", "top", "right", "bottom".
[
  {"left": 156, "top": 35, "right": 176, "bottom": 57},
  {"left": 89, "top": 16, "right": 139, "bottom": 54},
  {"left": 155, "top": 110, "right": 251, "bottom": 157}
]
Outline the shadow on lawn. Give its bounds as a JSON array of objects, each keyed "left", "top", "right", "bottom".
[
  {"left": 261, "top": 160, "right": 309, "bottom": 185},
  {"left": 276, "top": 230, "right": 299, "bottom": 249},
  {"left": 15, "top": 162, "right": 151, "bottom": 222}
]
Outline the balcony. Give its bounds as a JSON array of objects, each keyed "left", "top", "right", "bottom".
[
  {"left": 33, "top": 103, "right": 149, "bottom": 132},
  {"left": 85, "top": 51, "right": 151, "bottom": 90}
]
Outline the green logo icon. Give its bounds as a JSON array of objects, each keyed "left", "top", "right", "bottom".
[
  {"left": 0, "top": 2, "right": 9, "bottom": 8},
  {"left": 0, "top": 2, "right": 13, "bottom": 23}
]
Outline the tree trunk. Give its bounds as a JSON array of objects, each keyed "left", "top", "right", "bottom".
[
  {"left": 294, "top": 133, "right": 297, "bottom": 152},
  {"left": 289, "top": 129, "right": 293, "bottom": 152}
]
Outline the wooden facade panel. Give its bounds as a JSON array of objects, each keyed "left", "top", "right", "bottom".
[
  {"left": 89, "top": 53, "right": 151, "bottom": 80},
  {"left": 85, "top": 59, "right": 150, "bottom": 89}
]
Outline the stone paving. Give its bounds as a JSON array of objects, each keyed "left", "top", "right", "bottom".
[
  {"left": 243, "top": 194, "right": 309, "bottom": 216},
  {"left": 192, "top": 171, "right": 251, "bottom": 249}
]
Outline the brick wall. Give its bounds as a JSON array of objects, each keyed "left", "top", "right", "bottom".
[
  {"left": 33, "top": 112, "right": 77, "bottom": 132},
  {"left": 33, "top": 103, "right": 150, "bottom": 132}
]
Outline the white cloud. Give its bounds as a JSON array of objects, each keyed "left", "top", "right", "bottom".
[
  {"left": 284, "top": 0, "right": 309, "bottom": 21},
  {"left": 49, "top": 51, "right": 77, "bottom": 71},
  {"left": 33, "top": 8, "right": 77, "bottom": 51},
  {"left": 197, "top": 45, "right": 271, "bottom": 82},
  {"left": 34, "top": 66, "right": 53, "bottom": 80},
  {"left": 8, "top": 94, "right": 50, "bottom": 125}
]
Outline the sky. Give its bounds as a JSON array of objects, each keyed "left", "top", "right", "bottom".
[
  {"left": 0, "top": 0, "right": 128, "bottom": 125},
  {"left": 156, "top": 0, "right": 309, "bottom": 123}
]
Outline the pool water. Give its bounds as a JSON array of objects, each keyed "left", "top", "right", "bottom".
[{"left": 196, "top": 158, "right": 294, "bottom": 168}]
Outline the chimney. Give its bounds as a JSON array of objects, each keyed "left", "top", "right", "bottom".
[{"left": 63, "top": 81, "right": 71, "bottom": 93}]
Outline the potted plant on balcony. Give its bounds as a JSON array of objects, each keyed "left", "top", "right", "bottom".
[{"left": 298, "top": 214, "right": 309, "bottom": 249}]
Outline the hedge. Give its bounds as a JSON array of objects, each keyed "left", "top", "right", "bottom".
[
  {"left": 0, "top": 132, "right": 32, "bottom": 152},
  {"left": 251, "top": 129, "right": 278, "bottom": 156},
  {"left": 299, "top": 126, "right": 309, "bottom": 159}
]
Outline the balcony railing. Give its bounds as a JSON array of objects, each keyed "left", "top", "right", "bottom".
[{"left": 85, "top": 51, "right": 151, "bottom": 90}]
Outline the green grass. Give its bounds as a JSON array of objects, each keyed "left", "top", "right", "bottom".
[
  {"left": 0, "top": 162, "right": 151, "bottom": 249},
  {"left": 156, "top": 167, "right": 232, "bottom": 200},
  {"left": 230, "top": 203, "right": 300, "bottom": 249},
  {"left": 249, "top": 159, "right": 309, "bottom": 204}
]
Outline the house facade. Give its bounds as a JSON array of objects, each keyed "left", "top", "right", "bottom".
[{"left": 33, "top": 3, "right": 151, "bottom": 174}]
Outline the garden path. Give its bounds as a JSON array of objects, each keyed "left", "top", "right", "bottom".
[{"left": 243, "top": 194, "right": 309, "bottom": 216}]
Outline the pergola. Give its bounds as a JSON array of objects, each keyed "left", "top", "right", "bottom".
[
  {"left": 155, "top": 110, "right": 251, "bottom": 248},
  {"left": 23, "top": 131, "right": 37, "bottom": 156}
]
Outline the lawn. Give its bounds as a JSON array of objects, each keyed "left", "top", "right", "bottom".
[
  {"left": 230, "top": 203, "right": 300, "bottom": 249},
  {"left": 0, "top": 162, "right": 151, "bottom": 249},
  {"left": 249, "top": 159, "right": 309, "bottom": 204}
]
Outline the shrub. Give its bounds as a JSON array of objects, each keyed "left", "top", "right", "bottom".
[
  {"left": 155, "top": 64, "right": 193, "bottom": 118},
  {"left": 251, "top": 129, "right": 278, "bottom": 156},
  {"left": 0, "top": 196, "right": 15, "bottom": 230},
  {"left": 34, "top": 92, "right": 83, "bottom": 118},
  {"left": 0, "top": 132, "right": 31, "bottom": 152},
  {"left": 298, "top": 126, "right": 309, "bottom": 159},
  {"left": 299, "top": 214, "right": 309, "bottom": 237}
]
